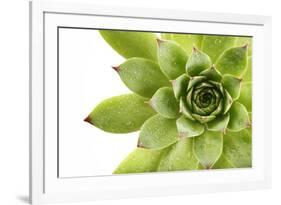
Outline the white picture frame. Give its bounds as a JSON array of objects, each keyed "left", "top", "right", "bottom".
[{"left": 29, "top": 1, "right": 272, "bottom": 204}]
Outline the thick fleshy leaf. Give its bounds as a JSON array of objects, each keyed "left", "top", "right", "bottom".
[
  {"left": 235, "top": 37, "right": 252, "bottom": 56},
  {"left": 85, "top": 94, "right": 155, "bottom": 133},
  {"left": 193, "top": 130, "right": 223, "bottom": 168},
  {"left": 186, "top": 87, "right": 193, "bottom": 109},
  {"left": 157, "top": 138, "right": 199, "bottom": 171},
  {"left": 192, "top": 114, "right": 216, "bottom": 123},
  {"left": 238, "top": 82, "right": 252, "bottom": 112},
  {"left": 216, "top": 45, "right": 248, "bottom": 77},
  {"left": 171, "top": 74, "right": 189, "bottom": 100},
  {"left": 114, "top": 148, "right": 163, "bottom": 174},
  {"left": 187, "top": 76, "right": 207, "bottom": 91},
  {"left": 100, "top": 30, "right": 158, "bottom": 61},
  {"left": 139, "top": 114, "right": 179, "bottom": 149},
  {"left": 150, "top": 87, "right": 179, "bottom": 119},
  {"left": 199, "top": 65, "right": 222, "bottom": 82},
  {"left": 223, "top": 128, "right": 252, "bottom": 168},
  {"left": 157, "top": 40, "right": 188, "bottom": 79},
  {"left": 210, "top": 80, "right": 224, "bottom": 94},
  {"left": 243, "top": 56, "right": 252, "bottom": 82},
  {"left": 223, "top": 90, "right": 233, "bottom": 114},
  {"left": 186, "top": 48, "right": 212, "bottom": 76},
  {"left": 222, "top": 74, "right": 242, "bottom": 100},
  {"left": 212, "top": 154, "right": 235, "bottom": 169},
  {"left": 176, "top": 116, "right": 205, "bottom": 138},
  {"left": 161, "top": 33, "right": 203, "bottom": 54},
  {"left": 228, "top": 102, "right": 250, "bottom": 131},
  {"left": 116, "top": 58, "right": 170, "bottom": 98},
  {"left": 201, "top": 35, "right": 236, "bottom": 63},
  {"left": 210, "top": 100, "right": 223, "bottom": 116},
  {"left": 206, "top": 114, "right": 230, "bottom": 132},
  {"left": 179, "top": 97, "right": 195, "bottom": 121}
]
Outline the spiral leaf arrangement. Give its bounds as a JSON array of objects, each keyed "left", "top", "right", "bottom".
[{"left": 85, "top": 31, "right": 252, "bottom": 173}]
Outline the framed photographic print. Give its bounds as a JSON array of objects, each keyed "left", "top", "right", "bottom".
[{"left": 29, "top": 1, "right": 272, "bottom": 204}]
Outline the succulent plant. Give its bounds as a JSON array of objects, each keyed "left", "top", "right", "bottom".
[{"left": 85, "top": 31, "right": 252, "bottom": 173}]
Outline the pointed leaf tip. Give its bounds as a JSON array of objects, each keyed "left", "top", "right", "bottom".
[
  {"left": 156, "top": 38, "right": 164, "bottom": 46},
  {"left": 137, "top": 138, "right": 145, "bottom": 148},
  {"left": 242, "top": 43, "right": 249, "bottom": 49},
  {"left": 192, "top": 46, "right": 198, "bottom": 52},
  {"left": 84, "top": 115, "right": 92, "bottom": 124},
  {"left": 170, "top": 79, "right": 175, "bottom": 85},
  {"left": 112, "top": 65, "right": 120, "bottom": 72},
  {"left": 246, "top": 121, "right": 252, "bottom": 128}
]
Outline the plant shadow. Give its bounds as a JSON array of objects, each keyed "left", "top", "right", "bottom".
[{"left": 17, "top": 195, "right": 29, "bottom": 204}]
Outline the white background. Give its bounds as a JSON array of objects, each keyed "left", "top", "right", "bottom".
[
  {"left": 0, "top": 0, "right": 278, "bottom": 204},
  {"left": 58, "top": 28, "right": 137, "bottom": 177}
]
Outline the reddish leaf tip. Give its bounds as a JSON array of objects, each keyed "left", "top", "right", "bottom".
[
  {"left": 242, "top": 43, "right": 249, "bottom": 49},
  {"left": 147, "top": 99, "right": 154, "bottom": 108},
  {"left": 246, "top": 121, "right": 251, "bottom": 128},
  {"left": 192, "top": 45, "right": 198, "bottom": 52},
  {"left": 112, "top": 65, "right": 120, "bottom": 72},
  {"left": 84, "top": 116, "right": 92, "bottom": 124},
  {"left": 178, "top": 132, "right": 187, "bottom": 139},
  {"left": 144, "top": 100, "right": 152, "bottom": 107},
  {"left": 137, "top": 138, "right": 145, "bottom": 148},
  {"left": 156, "top": 38, "right": 165, "bottom": 46}
]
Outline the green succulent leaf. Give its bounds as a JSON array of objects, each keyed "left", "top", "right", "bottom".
[
  {"left": 99, "top": 30, "right": 158, "bottom": 61},
  {"left": 139, "top": 114, "right": 179, "bottom": 149},
  {"left": 157, "top": 39, "right": 188, "bottom": 79},
  {"left": 238, "top": 82, "right": 252, "bottom": 112},
  {"left": 192, "top": 114, "right": 216, "bottom": 123},
  {"left": 212, "top": 154, "right": 235, "bottom": 169},
  {"left": 201, "top": 35, "right": 236, "bottom": 63},
  {"left": 210, "top": 100, "right": 223, "bottom": 116},
  {"left": 171, "top": 74, "right": 189, "bottom": 100},
  {"left": 116, "top": 57, "right": 170, "bottom": 98},
  {"left": 114, "top": 148, "right": 163, "bottom": 174},
  {"left": 228, "top": 102, "right": 250, "bottom": 131},
  {"left": 186, "top": 48, "right": 212, "bottom": 76},
  {"left": 222, "top": 74, "right": 242, "bottom": 100},
  {"left": 179, "top": 97, "right": 195, "bottom": 121},
  {"left": 187, "top": 76, "right": 207, "bottom": 91},
  {"left": 150, "top": 87, "right": 180, "bottom": 119},
  {"left": 223, "top": 128, "right": 252, "bottom": 168},
  {"left": 85, "top": 94, "right": 155, "bottom": 133},
  {"left": 206, "top": 114, "right": 230, "bottom": 132},
  {"left": 223, "top": 90, "right": 233, "bottom": 114},
  {"left": 193, "top": 130, "right": 223, "bottom": 169},
  {"left": 176, "top": 116, "right": 205, "bottom": 138},
  {"left": 243, "top": 56, "right": 252, "bottom": 82},
  {"left": 199, "top": 65, "right": 222, "bottom": 82},
  {"left": 235, "top": 37, "right": 252, "bottom": 56},
  {"left": 161, "top": 33, "right": 203, "bottom": 54},
  {"left": 157, "top": 138, "right": 199, "bottom": 171},
  {"left": 216, "top": 45, "right": 248, "bottom": 77}
]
